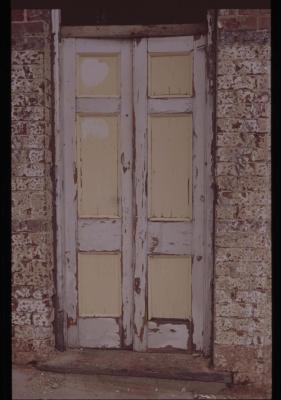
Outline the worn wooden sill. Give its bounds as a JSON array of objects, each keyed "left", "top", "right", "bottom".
[{"left": 36, "top": 349, "right": 232, "bottom": 384}]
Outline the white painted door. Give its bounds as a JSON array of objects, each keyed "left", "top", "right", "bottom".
[{"left": 61, "top": 35, "right": 213, "bottom": 353}]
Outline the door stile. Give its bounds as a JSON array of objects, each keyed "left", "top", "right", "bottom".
[
  {"left": 132, "top": 38, "right": 148, "bottom": 351},
  {"left": 120, "top": 41, "right": 134, "bottom": 348},
  {"left": 61, "top": 38, "right": 79, "bottom": 347},
  {"left": 191, "top": 35, "right": 208, "bottom": 352}
]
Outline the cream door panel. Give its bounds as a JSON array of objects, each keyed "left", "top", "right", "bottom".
[
  {"left": 77, "top": 114, "right": 119, "bottom": 218},
  {"left": 149, "top": 53, "right": 193, "bottom": 97},
  {"left": 148, "top": 114, "right": 192, "bottom": 219},
  {"left": 78, "top": 252, "right": 121, "bottom": 317},
  {"left": 77, "top": 54, "right": 120, "bottom": 97},
  {"left": 148, "top": 255, "right": 192, "bottom": 320}
]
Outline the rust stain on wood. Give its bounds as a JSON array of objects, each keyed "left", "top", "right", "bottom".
[
  {"left": 150, "top": 236, "right": 159, "bottom": 252},
  {"left": 67, "top": 317, "right": 77, "bottom": 327},
  {"left": 134, "top": 277, "right": 141, "bottom": 294}
]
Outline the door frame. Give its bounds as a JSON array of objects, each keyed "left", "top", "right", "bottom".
[{"left": 52, "top": 10, "right": 215, "bottom": 355}]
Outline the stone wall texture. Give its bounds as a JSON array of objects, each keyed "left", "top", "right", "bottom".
[
  {"left": 214, "top": 9, "right": 271, "bottom": 388},
  {"left": 12, "top": 9, "right": 55, "bottom": 362}
]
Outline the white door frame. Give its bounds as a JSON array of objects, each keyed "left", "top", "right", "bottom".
[{"left": 52, "top": 10, "right": 215, "bottom": 355}]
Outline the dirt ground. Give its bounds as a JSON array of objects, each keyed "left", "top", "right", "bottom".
[{"left": 12, "top": 365, "right": 271, "bottom": 400}]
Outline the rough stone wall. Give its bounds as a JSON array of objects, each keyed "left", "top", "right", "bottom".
[
  {"left": 11, "top": 10, "right": 55, "bottom": 362},
  {"left": 214, "top": 9, "right": 271, "bottom": 388}
]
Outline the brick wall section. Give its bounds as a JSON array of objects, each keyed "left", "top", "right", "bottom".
[
  {"left": 214, "top": 9, "right": 271, "bottom": 388},
  {"left": 12, "top": 10, "right": 55, "bottom": 362}
]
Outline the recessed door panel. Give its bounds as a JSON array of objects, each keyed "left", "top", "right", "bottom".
[
  {"left": 149, "top": 53, "right": 193, "bottom": 97},
  {"left": 148, "top": 114, "right": 192, "bottom": 220},
  {"left": 78, "top": 252, "right": 121, "bottom": 317},
  {"left": 77, "top": 54, "right": 120, "bottom": 97},
  {"left": 77, "top": 115, "right": 119, "bottom": 217},
  {"left": 148, "top": 255, "right": 192, "bottom": 320}
]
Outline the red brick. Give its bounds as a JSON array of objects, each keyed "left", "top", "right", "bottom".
[
  {"left": 12, "top": 22, "right": 45, "bottom": 36},
  {"left": 220, "top": 16, "right": 258, "bottom": 31},
  {"left": 258, "top": 15, "right": 271, "bottom": 30},
  {"left": 26, "top": 10, "right": 50, "bottom": 23},
  {"left": 238, "top": 9, "right": 261, "bottom": 16},
  {"left": 12, "top": 9, "right": 25, "bottom": 21}
]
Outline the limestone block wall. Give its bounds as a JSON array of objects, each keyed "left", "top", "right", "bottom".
[
  {"left": 213, "top": 9, "right": 271, "bottom": 387},
  {"left": 11, "top": 9, "right": 55, "bottom": 361}
]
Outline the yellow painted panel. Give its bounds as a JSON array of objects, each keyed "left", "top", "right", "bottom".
[
  {"left": 148, "top": 255, "right": 192, "bottom": 319},
  {"left": 149, "top": 53, "right": 192, "bottom": 97},
  {"left": 149, "top": 114, "right": 192, "bottom": 219},
  {"left": 78, "top": 252, "right": 121, "bottom": 317},
  {"left": 77, "top": 54, "right": 120, "bottom": 97},
  {"left": 77, "top": 115, "right": 119, "bottom": 217}
]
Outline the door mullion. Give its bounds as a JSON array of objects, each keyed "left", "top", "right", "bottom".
[
  {"left": 120, "top": 41, "right": 134, "bottom": 348},
  {"left": 133, "top": 38, "right": 148, "bottom": 351},
  {"left": 62, "top": 38, "right": 79, "bottom": 346}
]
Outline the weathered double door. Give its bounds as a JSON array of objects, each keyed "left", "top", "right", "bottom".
[{"left": 61, "top": 35, "right": 212, "bottom": 353}]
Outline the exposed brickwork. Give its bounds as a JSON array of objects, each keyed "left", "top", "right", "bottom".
[
  {"left": 12, "top": 10, "right": 55, "bottom": 362},
  {"left": 214, "top": 9, "right": 271, "bottom": 389}
]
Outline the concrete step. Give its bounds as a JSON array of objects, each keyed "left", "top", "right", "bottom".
[{"left": 36, "top": 349, "right": 233, "bottom": 384}]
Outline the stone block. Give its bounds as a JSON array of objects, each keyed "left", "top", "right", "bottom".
[
  {"left": 14, "top": 177, "right": 45, "bottom": 191},
  {"left": 34, "top": 326, "right": 53, "bottom": 339},
  {"left": 12, "top": 312, "right": 32, "bottom": 326},
  {"left": 12, "top": 106, "right": 44, "bottom": 122},
  {"left": 12, "top": 191, "right": 47, "bottom": 220},
  {"left": 217, "top": 101, "right": 270, "bottom": 119},
  {"left": 215, "top": 247, "right": 270, "bottom": 262},
  {"left": 218, "top": 44, "right": 270, "bottom": 61},
  {"left": 216, "top": 133, "right": 267, "bottom": 149},
  {"left": 215, "top": 205, "right": 238, "bottom": 219},
  {"left": 215, "top": 232, "right": 270, "bottom": 248},
  {"left": 12, "top": 220, "right": 51, "bottom": 234},
  {"left": 12, "top": 134, "right": 45, "bottom": 150},
  {"left": 12, "top": 50, "right": 44, "bottom": 65},
  {"left": 215, "top": 260, "right": 270, "bottom": 278},
  {"left": 16, "top": 298, "right": 51, "bottom": 313},
  {"left": 216, "top": 146, "right": 267, "bottom": 162},
  {"left": 216, "top": 219, "right": 268, "bottom": 234},
  {"left": 32, "top": 312, "right": 53, "bottom": 327},
  {"left": 11, "top": 77, "right": 45, "bottom": 95},
  {"left": 214, "top": 344, "right": 267, "bottom": 377},
  {"left": 217, "top": 117, "right": 269, "bottom": 133},
  {"left": 12, "top": 91, "right": 45, "bottom": 107},
  {"left": 14, "top": 161, "right": 45, "bottom": 177},
  {"left": 217, "top": 190, "right": 268, "bottom": 206}
]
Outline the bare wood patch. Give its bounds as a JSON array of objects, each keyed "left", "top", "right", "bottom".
[
  {"left": 61, "top": 24, "right": 207, "bottom": 39},
  {"left": 148, "top": 321, "right": 189, "bottom": 350},
  {"left": 78, "top": 318, "right": 121, "bottom": 348},
  {"left": 78, "top": 219, "right": 121, "bottom": 251}
]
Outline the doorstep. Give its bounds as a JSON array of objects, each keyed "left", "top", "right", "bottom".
[{"left": 36, "top": 349, "right": 233, "bottom": 384}]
